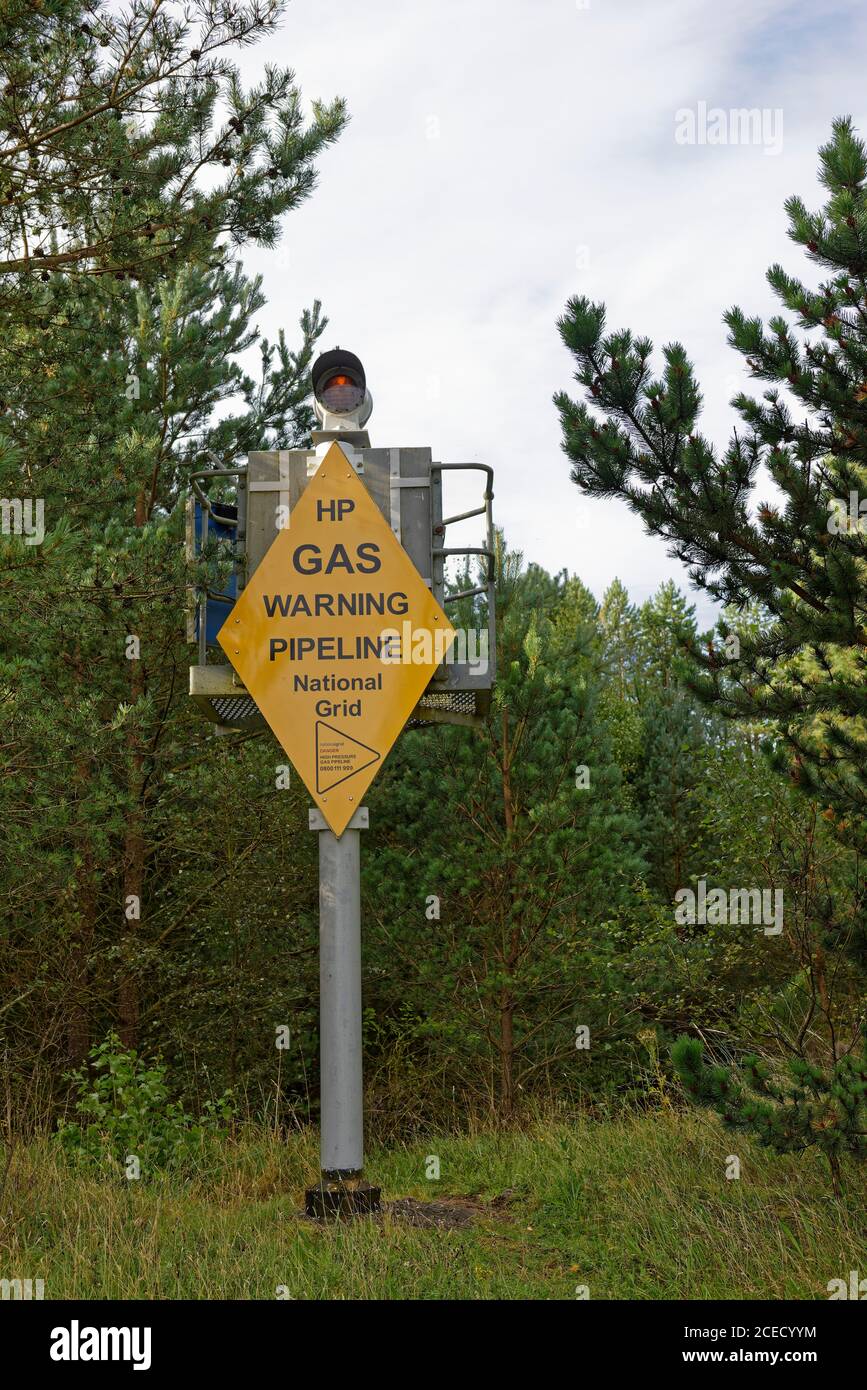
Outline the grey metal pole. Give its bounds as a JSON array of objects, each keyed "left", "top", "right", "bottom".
[
  {"left": 319, "top": 821, "right": 362, "bottom": 1173},
  {"left": 305, "top": 806, "right": 380, "bottom": 1218}
]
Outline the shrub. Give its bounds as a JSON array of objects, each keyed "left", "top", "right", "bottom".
[
  {"left": 56, "top": 1033, "right": 235, "bottom": 1176},
  {"left": 672, "top": 1035, "right": 867, "bottom": 1195}
]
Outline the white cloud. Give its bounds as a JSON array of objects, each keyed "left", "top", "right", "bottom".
[{"left": 236, "top": 0, "right": 867, "bottom": 626}]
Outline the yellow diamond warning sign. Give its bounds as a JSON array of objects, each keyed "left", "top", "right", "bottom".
[{"left": 217, "top": 442, "right": 455, "bottom": 835}]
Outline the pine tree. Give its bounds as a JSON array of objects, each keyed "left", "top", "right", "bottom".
[
  {"left": 0, "top": 2, "right": 341, "bottom": 1075},
  {"left": 632, "top": 584, "right": 709, "bottom": 900},
  {"left": 556, "top": 120, "right": 867, "bottom": 1167},
  {"left": 363, "top": 545, "right": 644, "bottom": 1120},
  {"left": 672, "top": 1034, "right": 867, "bottom": 1195},
  {"left": 0, "top": 0, "right": 345, "bottom": 291},
  {"left": 594, "top": 579, "right": 644, "bottom": 784},
  {"left": 555, "top": 117, "right": 867, "bottom": 856},
  {"left": 0, "top": 258, "right": 328, "bottom": 1071}
]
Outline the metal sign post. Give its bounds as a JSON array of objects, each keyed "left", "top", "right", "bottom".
[{"left": 306, "top": 806, "right": 378, "bottom": 1217}]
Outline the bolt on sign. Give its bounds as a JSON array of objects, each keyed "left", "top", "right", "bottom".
[{"left": 218, "top": 442, "right": 455, "bottom": 836}]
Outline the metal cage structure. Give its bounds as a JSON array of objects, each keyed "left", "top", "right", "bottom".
[{"left": 187, "top": 446, "right": 495, "bottom": 731}]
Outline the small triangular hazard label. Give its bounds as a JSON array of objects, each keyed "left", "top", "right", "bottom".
[{"left": 315, "top": 720, "right": 380, "bottom": 794}]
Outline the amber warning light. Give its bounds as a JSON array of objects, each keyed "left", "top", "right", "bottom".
[{"left": 312, "top": 348, "right": 372, "bottom": 426}]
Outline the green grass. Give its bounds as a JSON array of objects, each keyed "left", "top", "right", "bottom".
[{"left": 1, "top": 1109, "right": 864, "bottom": 1299}]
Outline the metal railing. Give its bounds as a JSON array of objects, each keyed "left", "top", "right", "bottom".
[
  {"left": 187, "top": 459, "right": 246, "bottom": 666},
  {"left": 430, "top": 462, "right": 496, "bottom": 693}
]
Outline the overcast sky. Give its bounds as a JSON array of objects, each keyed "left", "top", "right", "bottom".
[{"left": 236, "top": 0, "right": 867, "bottom": 629}]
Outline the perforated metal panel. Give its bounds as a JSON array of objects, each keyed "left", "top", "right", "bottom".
[
  {"left": 409, "top": 689, "right": 490, "bottom": 728},
  {"left": 194, "top": 679, "right": 489, "bottom": 732},
  {"left": 210, "top": 695, "right": 261, "bottom": 726}
]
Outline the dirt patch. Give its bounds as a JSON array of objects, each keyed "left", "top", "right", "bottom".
[
  {"left": 385, "top": 1189, "right": 520, "bottom": 1229},
  {"left": 301, "top": 1188, "right": 522, "bottom": 1227}
]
